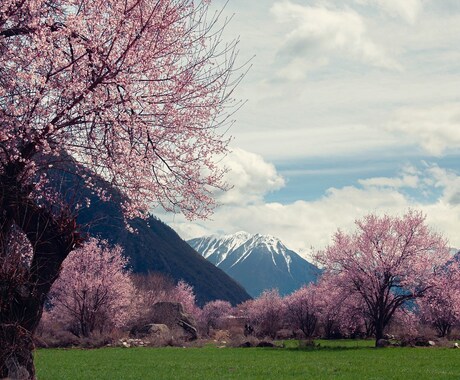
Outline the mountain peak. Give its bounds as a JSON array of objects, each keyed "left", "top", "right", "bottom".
[{"left": 188, "top": 232, "right": 321, "bottom": 297}]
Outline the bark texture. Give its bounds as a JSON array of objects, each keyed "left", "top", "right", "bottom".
[{"left": 0, "top": 164, "right": 80, "bottom": 379}]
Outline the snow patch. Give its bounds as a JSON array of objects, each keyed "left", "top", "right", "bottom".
[{"left": 189, "top": 231, "right": 296, "bottom": 272}]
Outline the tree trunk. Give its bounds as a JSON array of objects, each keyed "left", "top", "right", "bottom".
[
  {"left": 0, "top": 246, "right": 77, "bottom": 379},
  {"left": 0, "top": 170, "right": 81, "bottom": 379},
  {"left": 0, "top": 324, "right": 36, "bottom": 379},
  {"left": 0, "top": 270, "right": 51, "bottom": 379},
  {"left": 374, "top": 322, "right": 384, "bottom": 347}
]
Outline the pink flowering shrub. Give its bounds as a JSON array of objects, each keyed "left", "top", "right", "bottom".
[
  {"left": 48, "top": 238, "right": 134, "bottom": 337},
  {"left": 242, "top": 289, "right": 284, "bottom": 339},
  {"left": 199, "top": 300, "right": 233, "bottom": 336},
  {"left": 417, "top": 262, "right": 460, "bottom": 337},
  {"left": 284, "top": 285, "right": 319, "bottom": 338}
]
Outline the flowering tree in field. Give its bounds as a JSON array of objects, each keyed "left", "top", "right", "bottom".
[
  {"left": 132, "top": 272, "right": 175, "bottom": 322},
  {"left": 389, "top": 307, "right": 419, "bottom": 340},
  {"left": 169, "top": 280, "right": 200, "bottom": 319},
  {"left": 242, "top": 289, "right": 284, "bottom": 339},
  {"left": 284, "top": 285, "right": 319, "bottom": 338},
  {"left": 417, "top": 262, "right": 460, "bottom": 337},
  {"left": 316, "top": 210, "right": 449, "bottom": 346},
  {"left": 48, "top": 238, "right": 134, "bottom": 337},
  {"left": 199, "top": 300, "right": 233, "bottom": 335},
  {"left": 0, "top": 0, "right": 240, "bottom": 376},
  {"left": 315, "top": 275, "right": 367, "bottom": 338},
  {"left": 132, "top": 273, "right": 200, "bottom": 327}
]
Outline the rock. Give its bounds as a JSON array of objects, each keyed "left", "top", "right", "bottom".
[
  {"left": 131, "top": 323, "right": 171, "bottom": 339},
  {"left": 119, "top": 338, "right": 148, "bottom": 348},
  {"left": 238, "top": 341, "right": 252, "bottom": 348},
  {"left": 257, "top": 341, "right": 275, "bottom": 347},
  {"left": 150, "top": 302, "right": 198, "bottom": 341},
  {"left": 376, "top": 339, "right": 390, "bottom": 348},
  {"left": 148, "top": 324, "right": 170, "bottom": 338},
  {"left": 414, "top": 339, "right": 434, "bottom": 347},
  {"left": 177, "top": 318, "right": 198, "bottom": 341},
  {"left": 399, "top": 339, "right": 415, "bottom": 347}
]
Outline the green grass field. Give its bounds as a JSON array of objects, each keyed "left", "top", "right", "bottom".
[{"left": 35, "top": 340, "right": 460, "bottom": 379}]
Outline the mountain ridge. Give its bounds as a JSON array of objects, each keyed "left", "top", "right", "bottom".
[
  {"left": 188, "top": 232, "right": 321, "bottom": 297},
  {"left": 48, "top": 157, "right": 252, "bottom": 306}
]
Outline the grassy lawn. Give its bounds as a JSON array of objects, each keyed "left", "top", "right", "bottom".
[{"left": 35, "top": 340, "right": 460, "bottom": 379}]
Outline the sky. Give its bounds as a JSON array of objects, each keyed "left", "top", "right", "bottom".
[{"left": 160, "top": 0, "right": 460, "bottom": 259}]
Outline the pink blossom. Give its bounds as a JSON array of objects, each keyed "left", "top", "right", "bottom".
[
  {"left": 48, "top": 238, "right": 135, "bottom": 337},
  {"left": 199, "top": 300, "right": 233, "bottom": 335},
  {"left": 417, "top": 262, "right": 460, "bottom": 337},
  {"left": 241, "top": 289, "right": 284, "bottom": 339},
  {"left": 316, "top": 210, "right": 449, "bottom": 345},
  {"left": 284, "top": 285, "right": 319, "bottom": 338}
]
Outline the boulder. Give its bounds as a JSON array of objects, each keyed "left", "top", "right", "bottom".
[
  {"left": 130, "top": 323, "right": 171, "bottom": 339},
  {"left": 148, "top": 324, "right": 170, "bottom": 338},
  {"left": 376, "top": 339, "right": 390, "bottom": 348},
  {"left": 257, "top": 341, "right": 275, "bottom": 347},
  {"left": 150, "top": 302, "right": 198, "bottom": 341},
  {"left": 238, "top": 341, "right": 252, "bottom": 348},
  {"left": 414, "top": 338, "right": 435, "bottom": 347}
]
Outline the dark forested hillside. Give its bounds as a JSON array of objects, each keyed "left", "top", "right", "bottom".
[{"left": 52, "top": 159, "right": 251, "bottom": 306}]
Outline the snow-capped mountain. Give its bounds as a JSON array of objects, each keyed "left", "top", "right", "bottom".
[{"left": 188, "top": 232, "right": 321, "bottom": 298}]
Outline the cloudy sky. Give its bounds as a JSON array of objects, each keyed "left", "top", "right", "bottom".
[{"left": 161, "top": 0, "right": 460, "bottom": 258}]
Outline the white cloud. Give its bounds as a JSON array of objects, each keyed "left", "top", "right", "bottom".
[
  {"left": 356, "top": 0, "right": 423, "bottom": 24},
  {"left": 387, "top": 103, "right": 460, "bottom": 155},
  {"left": 163, "top": 160, "right": 460, "bottom": 259},
  {"left": 215, "top": 148, "right": 285, "bottom": 206},
  {"left": 167, "top": 185, "right": 411, "bottom": 259},
  {"left": 157, "top": 2, "right": 460, "bottom": 259},
  {"left": 425, "top": 165, "right": 460, "bottom": 206},
  {"left": 270, "top": 1, "right": 401, "bottom": 79},
  {"left": 234, "top": 124, "right": 404, "bottom": 160},
  {"left": 209, "top": 0, "right": 460, "bottom": 162},
  {"left": 358, "top": 167, "right": 419, "bottom": 188}
]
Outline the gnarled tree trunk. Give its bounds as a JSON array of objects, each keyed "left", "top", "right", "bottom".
[
  {"left": 0, "top": 168, "right": 80, "bottom": 379},
  {"left": 0, "top": 322, "right": 37, "bottom": 379}
]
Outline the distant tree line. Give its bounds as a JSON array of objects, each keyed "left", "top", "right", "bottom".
[{"left": 38, "top": 211, "right": 460, "bottom": 348}]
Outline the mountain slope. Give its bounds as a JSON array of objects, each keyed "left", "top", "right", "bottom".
[
  {"left": 50, "top": 159, "right": 251, "bottom": 306},
  {"left": 188, "top": 232, "right": 321, "bottom": 297}
]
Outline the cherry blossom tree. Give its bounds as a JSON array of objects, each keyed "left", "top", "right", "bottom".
[
  {"left": 316, "top": 210, "right": 449, "bottom": 346},
  {"left": 169, "top": 280, "right": 200, "bottom": 319},
  {"left": 131, "top": 272, "right": 176, "bottom": 322},
  {"left": 131, "top": 273, "right": 200, "bottom": 327},
  {"left": 199, "top": 299, "right": 232, "bottom": 336},
  {"left": 47, "top": 238, "right": 134, "bottom": 337},
  {"left": 315, "top": 275, "right": 367, "bottom": 339},
  {"left": 417, "top": 262, "right": 460, "bottom": 337},
  {"left": 389, "top": 307, "right": 419, "bottom": 341},
  {"left": 284, "top": 285, "right": 319, "bottom": 338},
  {"left": 242, "top": 289, "right": 284, "bottom": 339},
  {"left": 0, "top": 0, "right": 240, "bottom": 377}
]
